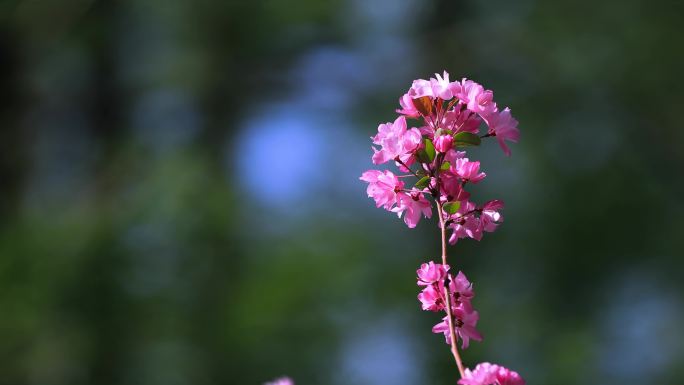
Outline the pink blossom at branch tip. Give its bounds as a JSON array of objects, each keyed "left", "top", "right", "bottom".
[
  {"left": 371, "top": 116, "right": 422, "bottom": 164},
  {"left": 448, "top": 80, "right": 463, "bottom": 100},
  {"left": 480, "top": 200, "right": 504, "bottom": 232},
  {"left": 396, "top": 92, "right": 420, "bottom": 118},
  {"left": 458, "top": 363, "right": 525, "bottom": 385},
  {"left": 457, "top": 79, "right": 497, "bottom": 117},
  {"left": 409, "top": 78, "right": 434, "bottom": 99},
  {"left": 430, "top": 71, "right": 453, "bottom": 100},
  {"left": 452, "top": 158, "right": 486, "bottom": 183},
  {"left": 470, "top": 89, "right": 497, "bottom": 117},
  {"left": 434, "top": 134, "right": 453, "bottom": 153},
  {"left": 454, "top": 79, "right": 480, "bottom": 106},
  {"left": 264, "top": 377, "right": 295, "bottom": 385},
  {"left": 392, "top": 191, "right": 432, "bottom": 228},
  {"left": 484, "top": 107, "right": 519, "bottom": 156},
  {"left": 417, "top": 261, "right": 449, "bottom": 285},
  {"left": 359, "top": 170, "right": 403, "bottom": 210},
  {"left": 409, "top": 71, "right": 454, "bottom": 100}
]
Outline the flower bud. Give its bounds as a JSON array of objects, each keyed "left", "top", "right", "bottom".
[{"left": 434, "top": 134, "right": 453, "bottom": 153}]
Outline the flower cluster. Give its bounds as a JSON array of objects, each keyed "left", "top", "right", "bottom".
[
  {"left": 360, "top": 72, "right": 514, "bottom": 234},
  {"left": 361, "top": 72, "right": 524, "bottom": 383},
  {"left": 417, "top": 262, "right": 482, "bottom": 349},
  {"left": 459, "top": 363, "right": 525, "bottom": 385}
]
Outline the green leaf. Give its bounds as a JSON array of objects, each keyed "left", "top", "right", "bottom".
[
  {"left": 443, "top": 201, "right": 461, "bottom": 214},
  {"left": 440, "top": 161, "right": 451, "bottom": 171},
  {"left": 417, "top": 138, "right": 436, "bottom": 163},
  {"left": 453, "top": 132, "right": 481, "bottom": 147},
  {"left": 415, "top": 176, "right": 430, "bottom": 189},
  {"left": 424, "top": 138, "right": 436, "bottom": 161}
]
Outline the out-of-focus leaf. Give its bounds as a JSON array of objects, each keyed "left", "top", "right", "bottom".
[
  {"left": 443, "top": 201, "right": 461, "bottom": 214},
  {"left": 453, "top": 132, "right": 481, "bottom": 147},
  {"left": 415, "top": 176, "right": 430, "bottom": 189}
]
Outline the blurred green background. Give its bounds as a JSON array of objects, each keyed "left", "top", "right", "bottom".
[{"left": 1, "top": 0, "right": 683, "bottom": 384}]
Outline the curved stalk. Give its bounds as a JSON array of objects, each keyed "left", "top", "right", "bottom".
[{"left": 436, "top": 200, "right": 466, "bottom": 378}]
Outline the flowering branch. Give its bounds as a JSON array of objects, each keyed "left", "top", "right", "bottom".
[
  {"left": 437, "top": 200, "right": 466, "bottom": 377},
  {"left": 361, "top": 71, "right": 525, "bottom": 385}
]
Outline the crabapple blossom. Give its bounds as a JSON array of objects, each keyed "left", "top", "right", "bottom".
[
  {"left": 434, "top": 134, "right": 454, "bottom": 153},
  {"left": 392, "top": 190, "right": 432, "bottom": 228},
  {"left": 447, "top": 200, "right": 482, "bottom": 244},
  {"left": 450, "top": 271, "right": 474, "bottom": 301},
  {"left": 371, "top": 116, "right": 422, "bottom": 165},
  {"left": 396, "top": 93, "right": 420, "bottom": 118},
  {"left": 360, "top": 70, "right": 523, "bottom": 383},
  {"left": 483, "top": 108, "right": 519, "bottom": 156},
  {"left": 418, "top": 284, "right": 444, "bottom": 312},
  {"left": 417, "top": 261, "right": 449, "bottom": 285},
  {"left": 452, "top": 158, "right": 486, "bottom": 183},
  {"left": 359, "top": 170, "right": 403, "bottom": 210},
  {"left": 409, "top": 78, "right": 434, "bottom": 99},
  {"left": 459, "top": 363, "right": 525, "bottom": 385},
  {"left": 481, "top": 200, "right": 504, "bottom": 232},
  {"left": 430, "top": 71, "right": 454, "bottom": 100},
  {"left": 432, "top": 301, "right": 482, "bottom": 349}
]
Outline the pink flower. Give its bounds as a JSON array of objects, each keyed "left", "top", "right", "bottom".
[
  {"left": 396, "top": 92, "right": 420, "bottom": 118},
  {"left": 417, "top": 261, "right": 449, "bottom": 285},
  {"left": 459, "top": 363, "right": 525, "bottom": 385},
  {"left": 440, "top": 160, "right": 471, "bottom": 201},
  {"left": 447, "top": 201, "right": 482, "bottom": 244},
  {"left": 448, "top": 80, "right": 463, "bottom": 100},
  {"left": 469, "top": 89, "right": 497, "bottom": 117},
  {"left": 441, "top": 108, "right": 481, "bottom": 135},
  {"left": 264, "top": 377, "right": 295, "bottom": 385},
  {"left": 444, "top": 149, "right": 466, "bottom": 164},
  {"left": 449, "top": 271, "right": 474, "bottom": 302},
  {"left": 409, "top": 78, "right": 433, "bottom": 99},
  {"left": 392, "top": 191, "right": 432, "bottom": 228},
  {"left": 359, "top": 170, "right": 403, "bottom": 210},
  {"left": 372, "top": 116, "right": 422, "bottom": 164},
  {"left": 452, "top": 158, "right": 486, "bottom": 183},
  {"left": 430, "top": 71, "right": 453, "bottom": 100},
  {"left": 409, "top": 71, "right": 454, "bottom": 100},
  {"left": 431, "top": 317, "right": 451, "bottom": 342},
  {"left": 434, "top": 134, "right": 453, "bottom": 153},
  {"left": 480, "top": 200, "right": 504, "bottom": 232},
  {"left": 418, "top": 284, "right": 444, "bottom": 311},
  {"left": 459, "top": 363, "right": 497, "bottom": 385},
  {"left": 484, "top": 108, "right": 519, "bottom": 156},
  {"left": 418, "top": 125, "right": 435, "bottom": 139},
  {"left": 448, "top": 215, "right": 482, "bottom": 244},
  {"left": 454, "top": 79, "right": 493, "bottom": 114},
  {"left": 440, "top": 176, "right": 471, "bottom": 204},
  {"left": 432, "top": 302, "right": 482, "bottom": 349},
  {"left": 452, "top": 302, "right": 483, "bottom": 349},
  {"left": 454, "top": 79, "right": 481, "bottom": 105}
]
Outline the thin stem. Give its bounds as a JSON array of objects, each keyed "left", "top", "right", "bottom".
[
  {"left": 400, "top": 189, "right": 432, "bottom": 195},
  {"left": 436, "top": 200, "right": 466, "bottom": 378},
  {"left": 395, "top": 158, "right": 421, "bottom": 179}
]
